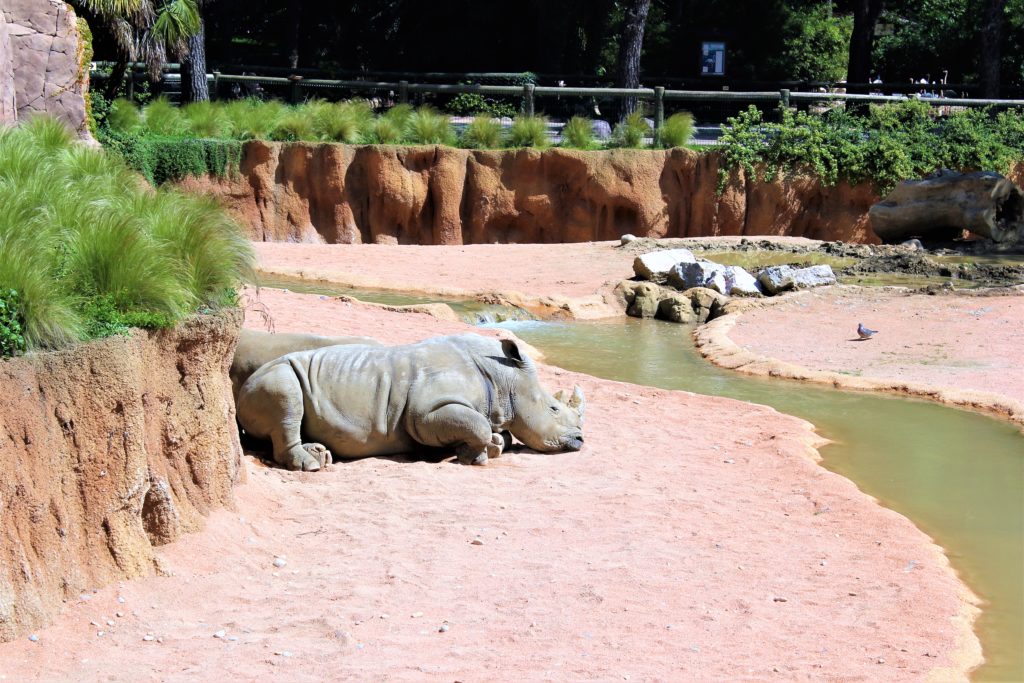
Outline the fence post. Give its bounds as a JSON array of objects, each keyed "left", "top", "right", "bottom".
[
  {"left": 212, "top": 70, "right": 220, "bottom": 100},
  {"left": 288, "top": 75, "right": 303, "bottom": 104},
  {"left": 523, "top": 83, "right": 535, "bottom": 117},
  {"left": 654, "top": 86, "right": 665, "bottom": 145},
  {"left": 126, "top": 68, "right": 135, "bottom": 100},
  {"left": 780, "top": 88, "right": 791, "bottom": 109},
  {"left": 398, "top": 80, "right": 409, "bottom": 104}
]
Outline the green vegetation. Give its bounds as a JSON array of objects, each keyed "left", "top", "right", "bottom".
[
  {"left": 508, "top": 115, "right": 550, "bottom": 148},
  {"left": 609, "top": 110, "right": 651, "bottom": 148},
  {"left": 460, "top": 115, "right": 504, "bottom": 149},
  {"left": 658, "top": 112, "right": 695, "bottom": 148},
  {"left": 445, "top": 92, "right": 517, "bottom": 119},
  {"left": 408, "top": 106, "right": 455, "bottom": 145},
  {"left": 0, "top": 116, "right": 254, "bottom": 356},
  {"left": 561, "top": 116, "right": 596, "bottom": 150},
  {"left": 717, "top": 101, "right": 1024, "bottom": 193}
]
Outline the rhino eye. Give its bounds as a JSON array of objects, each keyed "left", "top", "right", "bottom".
[{"left": 550, "top": 405, "right": 560, "bottom": 413}]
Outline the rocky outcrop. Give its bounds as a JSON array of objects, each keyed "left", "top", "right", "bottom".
[
  {"left": 1, "top": 0, "right": 93, "bottom": 138},
  {"left": 178, "top": 142, "right": 883, "bottom": 245},
  {"left": 0, "top": 311, "right": 244, "bottom": 642},
  {"left": 0, "top": 11, "right": 15, "bottom": 125}
]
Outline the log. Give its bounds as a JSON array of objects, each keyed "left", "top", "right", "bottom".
[{"left": 869, "top": 170, "right": 1023, "bottom": 244}]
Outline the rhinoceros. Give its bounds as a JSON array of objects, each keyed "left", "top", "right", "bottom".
[
  {"left": 231, "top": 329, "right": 382, "bottom": 399},
  {"left": 235, "top": 333, "right": 585, "bottom": 470}
]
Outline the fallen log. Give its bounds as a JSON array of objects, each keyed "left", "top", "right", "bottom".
[{"left": 869, "top": 170, "right": 1023, "bottom": 244}]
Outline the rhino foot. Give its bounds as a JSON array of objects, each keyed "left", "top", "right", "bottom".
[{"left": 298, "top": 443, "right": 332, "bottom": 471}]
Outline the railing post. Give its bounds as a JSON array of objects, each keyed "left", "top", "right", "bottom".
[
  {"left": 126, "top": 68, "right": 135, "bottom": 100},
  {"left": 212, "top": 70, "right": 221, "bottom": 100},
  {"left": 780, "top": 88, "right": 791, "bottom": 109},
  {"left": 523, "top": 83, "right": 535, "bottom": 117},
  {"left": 654, "top": 86, "right": 665, "bottom": 145},
  {"left": 398, "top": 80, "right": 409, "bottom": 104},
  {"left": 288, "top": 74, "right": 303, "bottom": 104}
]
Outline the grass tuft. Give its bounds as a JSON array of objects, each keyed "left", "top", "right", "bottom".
[
  {"left": 610, "top": 110, "right": 651, "bottom": 148},
  {"left": 658, "top": 112, "right": 695, "bottom": 148},
  {"left": 508, "top": 115, "right": 550, "bottom": 148},
  {"left": 142, "top": 97, "right": 187, "bottom": 136},
  {"left": 560, "top": 116, "right": 595, "bottom": 149},
  {"left": 407, "top": 106, "right": 454, "bottom": 145},
  {"left": 460, "top": 115, "right": 504, "bottom": 148}
]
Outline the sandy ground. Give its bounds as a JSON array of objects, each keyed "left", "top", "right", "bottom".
[
  {"left": 704, "top": 287, "right": 1024, "bottom": 426},
  {"left": 1, "top": 241, "right": 1000, "bottom": 681}
]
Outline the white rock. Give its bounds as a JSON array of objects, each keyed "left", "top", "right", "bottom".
[
  {"left": 758, "top": 264, "right": 836, "bottom": 294},
  {"left": 667, "top": 259, "right": 729, "bottom": 294},
  {"left": 633, "top": 249, "right": 696, "bottom": 281},
  {"left": 213, "top": 630, "right": 226, "bottom": 639},
  {"left": 725, "top": 265, "right": 762, "bottom": 296},
  {"left": 620, "top": 234, "right": 637, "bottom": 245},
  {"left": 272, "top": 557, "right": 287, "bottom": 568}
]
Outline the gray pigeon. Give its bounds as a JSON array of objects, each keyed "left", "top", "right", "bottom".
[{"left": 857, "top": 323, "right": 878, "bottom": 340}]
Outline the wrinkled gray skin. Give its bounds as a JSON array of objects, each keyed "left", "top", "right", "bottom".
[
  {"left": 231, "top": 329, "right": 382, "bottom": 400},
  {"left": 235, "top": 333, "right": 585, "bottom": 471}
]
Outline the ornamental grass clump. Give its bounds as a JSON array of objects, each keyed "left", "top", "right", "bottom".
[
  {"left": 460, "top": 115, "right": 503, "bottom": 148},
  {"left": 407, "top": 106, "right": 455, "bottom": 145},
  {"left": 610, "top": 110, "right": 651, "bottom": 148},
  {"left": 560, "top": 116, "right": 595, "bottom": 149},
  {"left": 222, "top": 98, "right": 284, "bottom": 140},
  {"left": 271, "top": 107, "right": 316, "bottom": 141},
  {"left": 0, "top": 116, "right": 254, "bottom": 355},
  {"left": 142, "top": 96, "right": 187, "bottom": 136},
  {"left": 508, "top": 115, "right": 550, "bottom": 148},
  {"left": 658, "top": 111, "right": 695, "bottom": 148},
  {"left": 181, "top": 100, "right": 232, "bottom": 138},
  {"left": 309, "top": 99, "right": 373, "bottom": 143}
]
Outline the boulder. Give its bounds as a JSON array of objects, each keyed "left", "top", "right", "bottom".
[
  {"left": 657, "top": 292, "right": 698, "bottom": 324},
  {"left": 668, "top": 260, "right": 762, "bottom": 296},
  {"left": 624, "top": 281, "right": 662, "bottom": 318},
  {"left": 869, "top": 170, "right": 1024, "bottom": 244},
  {"left": 686, "top": 287, "right": 730, "bottom": 322},
  {"left": 758, "top": 264, "right": 837, "bottom": 294},
  {"left": 620, "top": 233, "right": 638, "bottom": 245},
  {"left": 591, "top": 120, "right": 613, "bottom": 140},
  {"left": 0, "top": 11, "right": 14, "bottom": 126},
  {"left": 633, "top": 248, "right": 697, "bottom": 281}
]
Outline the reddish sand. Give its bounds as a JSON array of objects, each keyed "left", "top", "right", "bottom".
[{"left": 0, "top": 284, "right": 978, "bottom": 681}]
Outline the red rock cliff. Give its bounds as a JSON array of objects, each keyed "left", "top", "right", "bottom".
[{"left": 178, "top": 142, "right": 883, "bottom": 245}]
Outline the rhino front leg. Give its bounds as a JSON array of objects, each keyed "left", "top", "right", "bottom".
[
  {"left": 417, "top": 404, "right": 501, "bottom": 466},
  {"left": 236, "top": 363, "right": 332, "bottom": 472}
]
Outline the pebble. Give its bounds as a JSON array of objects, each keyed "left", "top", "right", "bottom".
[
  {"left": 273, "top": 557, "right": 287, "bottom": 568},
  {"left": 438, "top": 623, "right": 450, "bottom": 633},
  {"left": 106, "top": 620, "right": 115, "bottom": 627},
  {"left": 773, "top": 597, "right": 788, "bottom": 603},
  {"left": 470, "top": 539, "right": 484, "bottom": 546},
  {"left": 142, "top": 635, "right": 155, "bottom": 642},
  {"left": 116, "top": 612, "right": 125, "bottom": 618},
  {"left": 379, "top": 614, "right": 389, "bottom": 620},
  {"left": 723, "top": 459, "right": 735, "bottom": 464},
  {"left": 228, "top": 636, "right": 239, "bottom": 642},
  {"left": 411, "top": 612, "right": 423, "bottom": 618},
  {"left": 28, "top": 634, "right": 38, "bottom": 642},
  {"left": 117, "top": 597, "right": 126, "bottom": 604},
  {"left": 213, "top": 630, "right": 226, "bottom": 639},
  {"left": 96, "top": 631, "right": 105, "bottom": 637},
  {"left": 876, "top": 658, "right": 886, "bottom": 664}
]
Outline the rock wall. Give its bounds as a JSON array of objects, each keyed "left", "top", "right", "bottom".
[
  {"left": 0, "top": 311, "right": 244, "bottom": 641},
  {"left": 0, "top": 0, "right": 93, "bottom": 138},
  {"left": 0, "top": 11, "right": 15, "bottom": 125},
  {"left": 178, "top": 143, "right": 883, "bottom": 245}
]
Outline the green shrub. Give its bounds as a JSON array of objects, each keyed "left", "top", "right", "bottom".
[
  {"left": 460, "top": 115, "right": 504, "bottom": 148},
  {"left": 508, "top": 115, "right": 550, "bottom": 148},
  {"left": 445, "top": 92, "right": 518, "bottom": 118},
  {"left": 0, "top": 116, "right": 254, "bottom": 353},
  {"left": 659, "top": 112, "right": 695, "bottom": 148},
  {"left": 142, "top": 97, "right": 187, "bottom": 136},
  {"left": 309, "top": 99, "right": 373, "bottom": 143},
  {"left": 107, "top": 97, "right": 143, "bottom": 134},
  {"left": 610, "top": 110, "right": 651, "bottom": 148},
  {"left": 560, "top": 116, "right": 595, "bottom": 149},
  {"left": 408, "top": 106, "right": 455, "bottom": 145},
  {"left": 270, "top": 108, "right": 316, "bottom": 141},
  {"left": 182, "top": 100, "right": 232, "bottom": 138},
  {"left": 372, "top": 116, "right": 406, "bottom": 144},
  {"left": 223, "top": 98, "right": 284, "bottom": 139},
  {"left": 100, "top": 131, "right": 242, "bottom": 184},
  {"left": 0, "top": 289, "right": 26, "bottom": 356}
]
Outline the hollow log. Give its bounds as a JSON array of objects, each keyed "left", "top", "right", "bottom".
[{"left": 869, "top": 170, "right": 1023, "bottom": 244}]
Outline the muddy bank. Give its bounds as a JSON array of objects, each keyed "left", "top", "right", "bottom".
[
  {"left": 177, "top": 142, "right": 881, "bottom": 245},
  {"left": 0, "top": 311, "right": 244, "bottom": 642}
]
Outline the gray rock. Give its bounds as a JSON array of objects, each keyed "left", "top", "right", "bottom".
[
  {"left": 620, "top": 233, "right": 637, "bottom": 245},
  {"left": 726, "top": 265, "right": 763, "bottom": 296},
  {"left": 591, "top": 120, "right": 612, "bottom": 140},
  {"left": 668, "top": 259, "right": 729, "bottom": 293},
  {"left": 633, "top": 249, "right": 697, "bottom": 281},
  {"left": 758, "top": 265, "right": 837, "bottom": 294}
]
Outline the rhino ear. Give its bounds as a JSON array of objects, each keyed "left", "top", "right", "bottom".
[
  {"left": 567, "top": 384, "right": 585, "bottom": 415},
  {"left": 553, "top": 389, "right": 566, "bottom": 403},
  {"left": 500, "top": 338, "right": 530, "bottom": 368}
]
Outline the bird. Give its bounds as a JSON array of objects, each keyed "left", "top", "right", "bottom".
[{"left": 857, "top": 323, "right": 878, "bottom": 340}]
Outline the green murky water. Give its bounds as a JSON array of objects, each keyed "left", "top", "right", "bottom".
[
  {"left": 489, "top": 318, "right": 1022, "bottom": 682},
  {"left": 259, "top": 276, "right": 1023, "bottom": 679}
]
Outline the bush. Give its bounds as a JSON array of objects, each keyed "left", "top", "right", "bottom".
[
  {"left": 445, "top": 92, "right": 518, "bottom": 118},
  {"left": 270, "top": 108, "right": 316, "bottom": 141},
  {"left": 309, "top": 99, "right": 373, "bottom": 143},
  {"left": 142, "top": 97, "right": 187, "bottom": 136},
  {"left": 508, "top": 115, "right": 550, "bottom": 148},
  {"left": 407, "top": 106, "right": 455, "bottom": 145},
  {"left": 460, "top": 115, "right": 504, "bottom": 148},
  {"left": 222, "top": 98, "right": 284, "bottom": 139},
  {"left": 658, "top": 112, "right": 695, "bottom": 148},
  {"left": 561, "top": 116, "right": 595, "bottom": 149},
  {"left": 0, "top": 116, "right": 254, "bottom": 354},
  {"left": 181, "top": 100, "right": 232, "bottom": 138},
  {"left": 100, "top": 131, "right": 242, "bottom": 185},
  {"left": 610, "top": 110, "right": 651, "bottom": 148},
  {"left": 107, "top": 97, "right": 144, "bottom": 135}
]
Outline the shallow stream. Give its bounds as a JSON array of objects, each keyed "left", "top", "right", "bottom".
[{"left": 258, "top": 278, "right": 1023, "bottom": 680}]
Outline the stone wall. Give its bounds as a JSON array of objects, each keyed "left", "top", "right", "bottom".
[
  {"left": 0, "top": 311, "right": 244, "bottom": 641},
  {"left": 179, "top": 142, "right": 883, "bottom": 245},
  {"left": 0, "top": 0, "right": 92, "bottom": 138},
  {"left": 0, "top": 11, "right": 15, "bottom": 125}
]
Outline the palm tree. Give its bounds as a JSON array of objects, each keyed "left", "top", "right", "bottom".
[{"left": 73, "top": 0, "right": 200, "bottom": 98}]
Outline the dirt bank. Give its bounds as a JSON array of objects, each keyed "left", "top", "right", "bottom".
[
  {"left": 696, "top": 286, "right": 1024, "bottom": 427},
  {"left": 0, "top": 289, "right": 979, "bottom": 681},
  {"left": 177, "top": 143, "right": 881, "bottom": 245},
  {"left": 0, "top": 311, "right": 244, "bottom": 642}
]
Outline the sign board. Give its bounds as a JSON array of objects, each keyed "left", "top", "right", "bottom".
[{"left": 701, "top": 42, "right": 725, "bottom": 77}]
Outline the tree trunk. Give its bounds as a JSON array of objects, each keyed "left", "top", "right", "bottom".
[
  {"left": 616, "top": 0, "right": 652, "bottom": 120},
  {"left": 979, "top": 0, "right": 1006, "bottom": 98},
  {"left": 847, "top": 0, "right": 883, "bottom": 85},
  {"left": 180, "top": 18, "right": 209, "bottom": 103},
  {"left": 104, "top": 58, "right": 127, "bottom": 100},
  {"left": 287, "top": 1, "right": 301, "bottom": 69}
]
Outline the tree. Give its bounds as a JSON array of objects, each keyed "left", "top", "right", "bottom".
[
  {"left": 180, "top": 2, "right": 208, "bottom": 102},
  {"left": 616, "top": 0, "right": 652, "bottom": 119},
  {"left": 847, "top": 0, "right": 884, "bottom": 85},
  {"left": 979, "top": 0, "right": 1007, "bottom": 97}
]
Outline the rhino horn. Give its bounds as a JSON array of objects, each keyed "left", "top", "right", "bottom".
[
  {"left": 553, "top": 389, "right": 566, "bottom": 403},
  {"left": 567, "top": 385, "right": 585, "bottom": 415}
]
